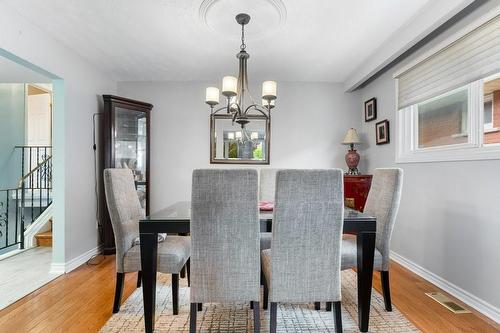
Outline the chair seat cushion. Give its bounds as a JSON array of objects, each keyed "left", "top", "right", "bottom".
[
  {"left": 341, "top": 235, "right": 382, "bottom": 271},
  {"left": 123, "top": 235, "right": 191, "bottom": 273},
  {"left": 261, "top": 249, "right": 272, "bottom": 283},
  {"left": 260, "top": 232, "right": 272, "bottom": 251}
]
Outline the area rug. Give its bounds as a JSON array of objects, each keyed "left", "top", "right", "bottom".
[{"left": 100, "top": 270, "right": 419, "bottom": 332}]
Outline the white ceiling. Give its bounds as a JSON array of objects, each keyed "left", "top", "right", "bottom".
[{"left": 3, "top": 0, "right": 434, "bottom": 83}]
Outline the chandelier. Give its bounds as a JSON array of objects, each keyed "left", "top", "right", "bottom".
[{"left": 205, "top": 13, "right": 277, "bottom": 127}]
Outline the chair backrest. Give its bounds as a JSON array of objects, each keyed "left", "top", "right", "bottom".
[
  {"left": 270, "top": 169, "right": 344, "bottom": 303},
  {"left": 103, "top": 168, "right": 144, "bottom": 273},
  {"left": 259, "top": 168, "right": 282, "bottom": 201},
  {"left": 190, "top": 169, "right": 260, "bottom": 303},
  {"left": 363, "top": 168, "right": 403, "bottom": 271}
]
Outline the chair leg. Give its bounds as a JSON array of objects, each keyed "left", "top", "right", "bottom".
[
  {"left": 270, "top": 302, "right": 278, "bottom": 333},
  {"left": 136, "top": 271, "right": 142, "bottom": 288},
  {"left": 326, "top": 302, "right": 332, "bottom": 311},
  {"left": 253, "top": 301, "right": 260, "bottom": 333},
  {"left": 186, "top": 258, "right": 190, "bottom": 287},
  {"left": 172, "top": 274, "right": 179, "bottom": 315},
  {"left": 197, "top": 303, "right": 203, "bottom": 311},
  {"left": 314, "top": 302, "right": 321, "bottom": 310},
  {"left": 333, "top": 301, "right": 343, "bottom": 333},
  {"left": 112, "top": 272, "right": 125, "bottom": 313},
  {"left": 262, "top": 272, "right": 269, "bottom": 310},
  {"left": 190, "top": 303, "right": 197, "bottom": 333},
  {"left": 180, "top": 265, "right": 186, "bottom": 279},
  {"left": 381, "top": 270, "right": 392, "bottom": 311},
  {"left": 250, "top": 301, "right": 254, "bottom": 309}
]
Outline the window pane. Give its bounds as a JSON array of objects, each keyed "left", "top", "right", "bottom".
[
  {"left": 483, "top": 76, "right": 500, "bottom": 145},
  {"left": 417, "top": 88, "right": 468, "bottom": 148}
]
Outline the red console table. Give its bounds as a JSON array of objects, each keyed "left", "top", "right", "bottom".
[{"left": 344, "top": 175, "right": 372, "bottom": 212}]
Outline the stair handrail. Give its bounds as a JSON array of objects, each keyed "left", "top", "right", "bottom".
[
  {"left": 18, "top": 156, "right": 52, "bottom": 188},
  {"left": 1, "top": 151, "right": 52, "bottom": 251}
]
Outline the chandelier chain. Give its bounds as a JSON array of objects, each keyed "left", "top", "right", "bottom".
[{"left": 240, "top": 23, "right": 246, "bottom": 50}]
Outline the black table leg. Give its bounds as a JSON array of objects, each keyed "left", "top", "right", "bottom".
[
  {"left": 141, "top": 232, "right": 158, "bottom": 333},
  {"left": 357, "top": 231, "right": 376, "bottom": 332}
]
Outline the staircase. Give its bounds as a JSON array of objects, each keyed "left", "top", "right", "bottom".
[
  {"left": 0, "top": 146, "right": 52, "bottom": 254},
  {"left": 35, "top": 219, "right": 52, "bottom": 247}
]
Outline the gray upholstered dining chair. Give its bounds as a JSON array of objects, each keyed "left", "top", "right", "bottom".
[
  {"left": 189, "top": 169, "right": 261, "bottom": 333},
  {"left": 259, "top": 168, "right": 282, "bottom": 251},
  {"left": 103, "top": 168, "right": 191, "bottom": 315},
  {"left": 261, "top": 169, "right": 345, "bottom": 333},
  {"left": 340, "top": 168, "right": 403, "bottom": 312}
]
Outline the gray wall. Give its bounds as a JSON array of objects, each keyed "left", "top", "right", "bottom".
[
  {"left": 117, "top": 81, "right": 360, "bottom": 210},
  {"left": 357, "top": 1, "right": 500, "bottom": 310},
  {"left": 0, "top": 84, "right": 25, "bottom": 189},
  {"left": 0, "top": 3, "right": 117, "bottom": 265}
]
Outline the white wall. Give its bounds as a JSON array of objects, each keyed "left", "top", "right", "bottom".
[
  {"left": 357, "top": 0, "right": 500, "bottom": 318},
  {"left": 117, "top": 81, "right": 359, "bottom": 210},
  {"left": 0, "top": 3, "right": 116, "bottom": 264}
]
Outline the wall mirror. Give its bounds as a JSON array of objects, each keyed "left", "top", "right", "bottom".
[{"left": 210, "top": 114, "right": 270, "bottom": 164}]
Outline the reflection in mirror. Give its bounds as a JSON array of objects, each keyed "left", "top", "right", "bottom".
[{"left": 210, "top": 115, "right": 270, "bottom": 164}]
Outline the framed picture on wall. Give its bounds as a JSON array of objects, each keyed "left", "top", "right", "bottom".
[
  {"left": 376, "top": 120, "right": 390, "bottom": 145},
  {"left": 364, "top": 97, "right": 377, "bottom": 122}
]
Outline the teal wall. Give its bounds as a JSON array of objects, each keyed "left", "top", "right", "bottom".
[{"left": 0, "top": 83, "right": 25, "bottom": 188}]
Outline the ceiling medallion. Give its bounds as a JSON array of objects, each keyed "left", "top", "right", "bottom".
[
  {"left": 205, "top": 13, "right": 277, "bottom": 127},
  {"left": 199, "top": 0, "right": 287, "bottom": 37}
]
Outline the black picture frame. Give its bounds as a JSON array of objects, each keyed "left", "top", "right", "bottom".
[
  {"left": 364, "top": 97, "right": 377, "bottom": 122},
  {"left": 375, "top": 119, "right": 390, "bottom": 145}
]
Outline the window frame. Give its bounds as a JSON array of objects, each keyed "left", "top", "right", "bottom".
[{"left": 396, "top": 76, "right": 500, "bottom": 163}]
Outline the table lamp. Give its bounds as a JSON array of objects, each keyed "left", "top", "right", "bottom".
[{"left": 342, "top": 128, "right": 361, "bottom": 175}]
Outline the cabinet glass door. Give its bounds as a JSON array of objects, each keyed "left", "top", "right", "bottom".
[{"left": 114, "top": 107, "right": 147, "bottom": 209}]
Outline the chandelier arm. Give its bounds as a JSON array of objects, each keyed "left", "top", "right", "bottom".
[
  {"left": 244, "top": 104, "right": 270, "bottom": 118},
  {"left": 212, "top": 106, "right": 230, "bottom": 115}
]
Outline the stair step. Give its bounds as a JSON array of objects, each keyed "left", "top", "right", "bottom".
[{"left": 35, "top": 230, "right": 52, "bottom": 247}]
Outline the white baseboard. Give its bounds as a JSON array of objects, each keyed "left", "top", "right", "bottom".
[
  {"left": 65, "top": 246, "right": 102, "bottom": 273},
  {"left": 49, "top": 245, "right": 102, "bottom": 274},
  {"left": 24, "top": 205, "right": 53, "bottom": 249},
  {"left": 49, "top": 262, "right": 65, "bottom": 274},
  {"left": 390, "top": 250, "right": 500, "bottom": 324}
]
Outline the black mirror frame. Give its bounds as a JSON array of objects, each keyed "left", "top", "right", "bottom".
[{"left": 210, "top": 113, "right": 271, "bottom": 165}]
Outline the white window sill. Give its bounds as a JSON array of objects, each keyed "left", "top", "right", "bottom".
[
  {"left": 396, "top": 145, "right": 500, "bottom": 163},
  {"left": 484, "top": 127, "right": 500, "bottom": 134}
]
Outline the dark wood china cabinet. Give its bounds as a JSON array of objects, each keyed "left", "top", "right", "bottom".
[{"left": 100, "top": 95, "right": 153, "bottom": 255}]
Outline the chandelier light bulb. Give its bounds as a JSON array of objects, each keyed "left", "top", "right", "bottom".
[
  {"left": 251, "top": 132, "right": 259, "bottom": 140},
  {"left": 235, "top": 131, "right": 242, "bottom": 139},
  {"left": 222, "top": 76, "right": 238, "bottom": 97},
  {"left": 262, "top": 81, "right": 277, "bottom": 100},
  {"left": 205, "top": 87, "right": 220, "bottom": 106}
]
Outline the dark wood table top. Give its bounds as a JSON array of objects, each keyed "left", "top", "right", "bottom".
[{"left": 140, "top": 201, "right": 376, "bottom": 234}]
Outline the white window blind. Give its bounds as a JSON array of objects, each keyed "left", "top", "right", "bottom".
[{"left": 396, "top": 15, "right": 500, "bottom": 109}]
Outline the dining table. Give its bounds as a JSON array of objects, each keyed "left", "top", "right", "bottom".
[{"left": 139, "top": 201, "right": 376, "bottom": 333}]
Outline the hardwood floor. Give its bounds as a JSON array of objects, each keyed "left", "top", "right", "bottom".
[{"left": 0, "top": 255, "right": 498, "bottom": 333}]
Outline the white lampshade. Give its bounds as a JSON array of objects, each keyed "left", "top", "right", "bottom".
[
  {"left": 251, "top": 132, "right": 259, "bottom": 140},
  {"left": 222, "top": 76, "right": 238, "bottom": 97},
  {"left": 262, "top": 98, "right": 275, "bottom": 109},
  {"left": 227, "top": 132, "right": 235, "bottom": 140},
  {"left": 342, "top": 128, "right": 361, "bottom": 145},
  {"left": 205, "top": 87, "right": 219, "bottom": 106},
  {"left": 262, "top": 81, "right": 277, "bottom": 100},
  {"left": 235, "top": 131, "right": 242, "bottom": 139}
]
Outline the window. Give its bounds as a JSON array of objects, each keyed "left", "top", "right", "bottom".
[
  {"left": 483, "top": 76, "right": 500, "bottom": 145},
  {"left": 396, "top": 73, "right": 500, "bottom": 163},
  {"left": 417, "top": 88, "right": 469, "bottom": 149}
]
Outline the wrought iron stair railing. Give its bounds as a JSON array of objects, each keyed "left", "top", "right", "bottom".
[{"left": 0, "top": 146, "right": 52, "bottom": 252}]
